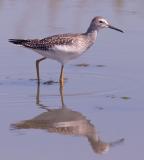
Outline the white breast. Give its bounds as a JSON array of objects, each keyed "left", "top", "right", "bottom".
[{"left": 33, "top": 44, "right": 87, "bottom": 64}]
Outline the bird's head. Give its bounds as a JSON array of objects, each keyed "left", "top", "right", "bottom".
[{"left": 87, "top": 16, "right": 124, "bottom": 33}]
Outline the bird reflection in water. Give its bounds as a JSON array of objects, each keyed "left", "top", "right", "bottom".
[{"left": 11, "top": 83, "right": 124, "bottom": 154}]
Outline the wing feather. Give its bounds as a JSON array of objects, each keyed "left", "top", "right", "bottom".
[{"left": 23, "top": 34, "right": 76, "bottom": 50}]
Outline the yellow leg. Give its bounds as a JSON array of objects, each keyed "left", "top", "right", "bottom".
[
  {"left": 36, "top": 57, "right": 46, "bottom": 83},
  {"left": 59, "top": 83, "right": 65, "bottom": 107},
  {"left": 59, "top": 65, "right": 64, "bottom": 86}
]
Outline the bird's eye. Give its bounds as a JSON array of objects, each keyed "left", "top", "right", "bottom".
[{"left": 99, "top": 20, "right": 103, "bottom": 23}]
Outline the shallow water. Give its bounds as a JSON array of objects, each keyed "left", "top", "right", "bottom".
[{"left": 0, "top": 0, "right": 144, "bottom": 159}]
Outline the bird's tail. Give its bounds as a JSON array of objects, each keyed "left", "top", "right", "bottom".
[{"left": 8, "top": 39, "right": 29, "bottom": 45}]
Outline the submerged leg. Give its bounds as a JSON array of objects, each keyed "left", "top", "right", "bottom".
[
  {"left": 36, "top": 57, "right": 46, "bottom": 83},
  {"left": 59, "top": 65, "right": 64, "bottom": 86}
]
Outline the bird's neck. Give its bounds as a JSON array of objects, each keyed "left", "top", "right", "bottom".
[
  {"left": 86, "top": 22, "right": 99, "bottom": 34},
  {"left": 85, "top": 23, "right": 98, "bottom": 39},
  {"left": 84, "top": 30, "right": 97, "bottom": 43}
]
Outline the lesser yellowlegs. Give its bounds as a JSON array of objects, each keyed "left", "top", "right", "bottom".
[{"left": 9, "top": 16, "right": 123, "bottom": 85}]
